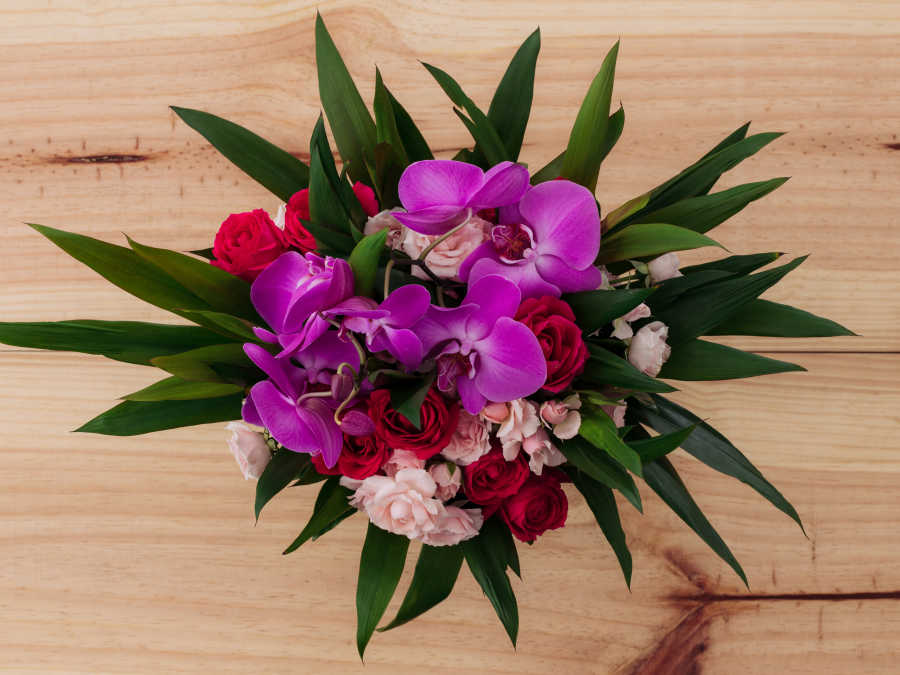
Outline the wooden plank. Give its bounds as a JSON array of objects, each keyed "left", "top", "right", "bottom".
[
  {"left": 0, "top": 351, "right": 897, "bottom": 672},
  {"left": 1, "top": 2, "right": 897, "bottom": 349}
]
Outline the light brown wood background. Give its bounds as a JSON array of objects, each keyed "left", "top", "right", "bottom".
[{"left": 1, "top": 1, "right": 898, "bottom": 673}]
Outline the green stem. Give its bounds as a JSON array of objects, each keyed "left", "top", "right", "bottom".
[{"left": 416, "top": 209, "right": 472, "bottom": 263}]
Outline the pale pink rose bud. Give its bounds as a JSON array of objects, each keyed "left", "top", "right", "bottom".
[
  {"left": 401, "top": 214, "right": 491, "bottom": 280},
  {"left": 225, "top": 422, "right": 271, "bottom": 480},
  {"left": 611, "top": 303, "right": 652, "bottom": 340},
  {"left": 480, "top": 401, "right": 510, "bottom": 424},
  {"left": 441, "top": 410, "right": 491, "bottom": 466},
  {"left": 420, "top": 506, "right": 484, "bottom": 546},
  {"left": 522, "top": 428, "right": 567, "bottom": 476},
  {"left": 541, "top": 394, "right": 582, "bottom": 440},
  {"left": 364, "top": 468, "right": 445, "bottom": 539},
  {"left": 647, "top": 253, "right": 683, "bottom": 283},
  {"left": 602, "top": 404, "right": 627, "bottom": 428},
  {"left": 496, "top": 399, "right": 541, "bottom": 460},
  {"left": 382, "top": 449, "right": 426, "bottom": 477},
  {"left": 627, "top": 321, "right": 672, "bottom": 377},
  {"left": 428, "top": 462, "right": 462, "bottom": 501},
  {"left": 364, "top": 209, "right": 405, "bottom": 248}
]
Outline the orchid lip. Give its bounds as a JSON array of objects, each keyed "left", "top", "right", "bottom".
[{"left": 492, "top": 222, "right": 536, "bottom": 263}]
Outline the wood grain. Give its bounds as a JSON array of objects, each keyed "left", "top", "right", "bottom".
[{"left": 1, "top": 1, "right": 898, "bottom": 673}]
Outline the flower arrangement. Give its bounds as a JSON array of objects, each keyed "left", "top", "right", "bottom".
[{"left": 1, "top": 15, "right": 854, "bottom": 656}]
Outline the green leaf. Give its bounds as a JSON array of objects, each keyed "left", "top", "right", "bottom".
[
  {"left": 582, "top": 344, "right": 677, "bottom": 393},
  {"left": 255, "top": 450, "right": 310, "bottom": 521},
  {"left": 531, "top": 151, "right": 564, "bottom": 184},
  {"left": 597, "top": 223, "right": 721, "bottom": 265},
  {"left": 627, "top": 425, "right": 696, "bottom": 463},
  {"left": 315, "top": 13, "right": 377, "bottom": 183},
  {"left": 301, "top": 218, "right": 355, "bottom": 257},
  {"left": 658, "top": 339, "right": 805, "bottom": 380},
  {"left": 310, "top": 116, "right": 368, "bottom": 230},
  {"left": 636, "top": 394, "right": 803, "bottom": 532},
  {"left": 178, "top": 310, "right": 259, "bottom": 342},
  {"left": 283, "top": 477, "right": 354, "bottom": 553},
  {"left": 127, "top": 237, "right": 258, "bottom": 321},
  {"left": 560, "top": 437, "right": 642, "bottom": 511},
  {"left": 706, "top": 299, "right": 855, "bottom": 337},
  {"left": 651, "top": 256, "right": 807, "bottom": 345},
  {"left": 170, "top": 107, "right": 309, "bottom": 201},
  {"left": 374, "top": 68, "right": 410, "bottom": 167},
  {"left": 75, "top": 395, "right": 242, "bottom": 436},
  {"left": 356, "top": 523, "right": 409, "bottom": 659},
  {"left": 308, "top": 131, "right": 353, "bottom": 235},
  {"left": 680, "top": 252, "right": 783, "bottom": 277},
  {"left": 422, "top": 62, "right": 508, "bottom": 166},
  {"left": 462, "top": 517, "right": 518, "bottom": 646},
  {"left": 497, "top": 518, "right": 521, "bottom": 578},
  {"left": 379, "top": 545, "right": 464, "bottom": 631},
  {"left": 384, "top": 87, "right": 433, "bottom": 162},
  {"left": 604, "top": 192, "right": 651, "bottom": 230},
  {"left": 389, "top": 373, "right": 435, "bottom": 429},
  {"left": 0, "top": 320, "right": 226, "bottom": 366},
  {"left": 564, "top": 288, "right": 653, "bottom": 334},
  {"left": 701, "top": 121, "right": 751, "bottom": 159},
  {"left": 348, "top": 229, "right": 387, "bottom": 297},
  {"left": 579, "top": 408, "right": 643, "bottom": 477},
  {"left": 560, "top": 41, "right": 619, "bottom": 191},
  {"left": 569, "top": 469, "right": 632, "bottom": 587},
  {"left": 28, "top": 224, "right": 207, "bottom": 319},
  {"left": 532, "top": 107, "right": 622, "bottom": 186},
  {"left": 598, "top": 104, "right": 625, "bottom": 168},
  {"left": 151, "top": 343, "right": 253, "bottom": 384},
  {"left": 487, "top": 28, "right": 540, "bottom": 161},
  {"left": 643, "top": 457, "right": 747, "bottom": 586},
  {"left": 632, "top": 178, "right": 789, "bottom": 234},
  {"left": 123, "top": 376, "right": 243, "bottom": 401}
]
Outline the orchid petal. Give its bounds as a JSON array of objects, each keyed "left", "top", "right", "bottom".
[
  {"left": 398, "top": 160, "right": 484, "bottom": 211},
  {"left": 466, "top": 256, "right": 561, "bottom": 299},
  {"left": 243, "top": 343, "right": 301, "bottom": 399},
  {"left": 457, "top": 240, "right": 498, "bottom": 282},
  {"left": 414, "top": 304, "right": 474, "bottom": 356},
  {"left": 294, "top": 330, "right": 360, "bottom": 382},
  {"left": 536, "top": 254, "right": 605, "bottom": 293},
  {"left": 520, "top": 180, "right": 601, "bottom": 268},
  {"left": 473, "top": 317, "right": 547, "bottom": 402},
  {"left": 461, "top": 274, "right": 521, "bottom": 341},
  {"left": 380, "top": 284, "right": 432, "bottom": 327},
  {"left": 296, "top": 398, "right": 344, "bottom": 467},
  {"left": 253, "top": 326, "right": 278, "bottom": 343},
  {"left": 457, "top": 375, "right": 487, "bottom": 415},
  {"left": 250, "top": 380, "right": 314, "bottom": 451},
  {"left": 250, "top": 252, "right": 309, "bottom": 332},
  {"left": 241, "top": 394, "right": 263, "bottom": 427},
  {"left": 339, "top": 408, "right": 376, "bottom": 436},
  {"left": 393, "top": 204, "right": 469, "bottom": 235},
  {"left": 378, "top": 327, "right": 424, "bottom": 370},
  {"left": 468, "top": 161, "right": 530, "bottom": 209}
]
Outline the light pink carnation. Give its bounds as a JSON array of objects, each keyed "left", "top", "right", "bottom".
[
  {"left": 225, "top": 422, "right": 271, "bottom": 480},
  {"left": 522, "top": 428, "right": 567, "bottom": 475},
  {"left": 628, "top": 320, "right": 672, "bottom": 377},
  {"left": 441, "top": 410, "right": 491, "bottom": 466},
  {"left": 602, "top": 404, "right": 627, "bottom": 428},
  {"left": 611, "top": 302, "right": 651, "bottom": 340},
  {"left": 540, "top": 394, "right": 582, "bottom": 440},
  {"left": 420, "top": 506, "right": 484, "bottom": 546},
  {"left": 364, "top": 209, "right": 405, "bottom": 248},
  {"left": 494, "top": 399, "right": 541, "bottom": 460},
  {"left": 360, "top": 468, "right": 446, "bottom": 539},
  {"left": 648, "top": 252, "right": 683, "bottom": 283},
  {"left": 382, "top": 448, "right": 426, "bottom": 477},
  {"left": 429, "top": 462, "right": 462, "bottom": 501},
  {"left": 401, "top": 214, "right": 491, "bottom": 280}
]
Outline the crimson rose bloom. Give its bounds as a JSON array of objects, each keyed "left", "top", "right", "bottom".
[
  {"left": 211, "top": 209, "right": 288, "bottom": 282},
  {"left": 369, "top": 388, "right": 459, "bottom": 460},
  {"left": 515, "top": 296, "right": 589, "bottom": 393},
  {"left": 311, "top": 433, "right": 388, "bottom": 479},
  {"left": 283, "top": 190, "right": 316, "bottom": 253},
  {"left": 462, "top": 446, "right": 530, "bottom": 507},
  {"left": 500, "top": 472, "right": 568, "bottom": 543}
]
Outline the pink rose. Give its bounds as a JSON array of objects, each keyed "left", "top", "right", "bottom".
[
  {"left": 421, "top": 506, "right": 484, "bottom": 546},
  {"left": 522, "top": 428, "right": 567, "bottom": 475},
  {"left": 362, "top": 468, "right": 445, "bottom": 539},
  {"left": 627, "top": 321, "right": 671, "bottom": 377},
  {"left": 602, "top": 404, "right": 627, "bottom": 428},
  {"left": 647, "top": 253, "right": 683, "bottom": 284},
  {"left": 539, "top": 394, "right": 582, "bottom": 440},
  {"left": 364, "top": 209, "right": 406, "bottom": 248},
  {"left": 440, "top": 410, "right": 491, "bottom": 466},
  {"left": 493, "top": 399, "right": 540, "bottom": 460},
  {"left": 401, "top": 214, "right": 491, "bottom": 280},
  {"left": 382, "top": 448, "right": 426, "bottom": 477},
  {"left": 428, "top": 462, "right": 462, "bottom": 501},
  {"left": 225, "top": 422, "right": 271, "bottom": 480},
  {"left": 611, "top": 302, "right": 652, "bottom": 340}
]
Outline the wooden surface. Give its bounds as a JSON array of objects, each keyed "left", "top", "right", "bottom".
[{"left": 1, "top": 1, "right": 898, "bottom": 672}]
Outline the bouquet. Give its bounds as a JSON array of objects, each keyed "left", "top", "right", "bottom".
[{"left": 2, "top": 14, "right": 853, "bottom": 656}]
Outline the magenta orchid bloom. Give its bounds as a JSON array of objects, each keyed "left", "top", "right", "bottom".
[
  {"left": 241, "top": 332, "right": 364, "bottom": 468},
  {"left": 412, "top": 274, "right": 547, "bottom": 414},
  {"left": 250, "top": 251, "right": 354, "bottom": 357},
  {"left": 459, "top": 179, "right": 604, "bottom": 299},
  {"left": 394, "top": 159, "right": 530, "bottom": 235}
]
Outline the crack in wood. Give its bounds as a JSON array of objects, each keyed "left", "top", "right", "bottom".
[
  {"left": 883, "top": 142, "right": 900, "bottom": 150},
  {"left": 48, "top": 153, "right": 154, "bottom": 164}
]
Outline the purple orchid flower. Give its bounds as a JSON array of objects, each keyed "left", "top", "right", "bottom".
[
  {"left": 394, "top": 160, "right": 530, "bottom": 235},
  {"left": 329, "top": 284, "right": 432, "bottom": 370},
  {"left": 250, "top": 251, "right": 354, "bottom": 357},
  {"left": 241, "top": 331, "right": 365, "bottom": 467},
  {"left": 412, "top": 274, "right": 547, "bottom": 414},
  {"left": 458, "top": 179, "right": 604, "bottom": 299}
]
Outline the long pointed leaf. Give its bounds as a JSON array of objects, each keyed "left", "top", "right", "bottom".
[
  {"left": 379, "top": 545, "right": 464, "bottom": 631},
  {"left": 487, "top": 28, "right": 540, "bottom": 161},
  {"left": 706, "top": 299, "right": 855, "bottom": 337},
  {"left": 582, "top": 344, "right": 677, "bottom": 393},
  {"left": 560, "top": 437, "right": 642, "bottom": 511},
  {"left": 123, "top": 376, "right": 243, "bottom": 401},
  {"left": 283, "top": 477, "right": 354, "bottom": 552},
  {"left": 565, "top": 288, "right": 654, "bottom": 334},
  {"left": 659, "top": 339, "right": 805, "bottom": 380},
  {"left": 461, "top": 517, "right": 518, "bottom": 646},
  {"left": 75, "top": 395, "right": 242, "bottom": 436},
  {"left": 569, "top": 469, "right": 632, "bottom": 587},
  {"left": 357, "top": 524, "right": 409, "bottom": 659},
  {"left": 254, "top": 450, "right": 310, "bottom": 520},
  {"left": 597, "top": 223, "right": 721, "bottom": 264},
  {"left": 627, "top": 425, "right": 696, "bottom": 463},
  {"left": 385, "top": 87, "right": 433, "bottom": 162}
]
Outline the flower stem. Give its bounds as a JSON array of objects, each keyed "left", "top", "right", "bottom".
[
  {"left": 416, "top": 208, "right": 472, "bottom": 262},
  {"left": 383, "top": 259, "right": 395, "bottom": 299}
]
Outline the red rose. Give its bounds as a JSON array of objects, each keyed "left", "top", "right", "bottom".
[
  {"left": 211, "top": 209, "right": 288, "bottom": 282},
  {"left": 462, "top": 446, "right": 530, "bottom": 507},
  {"left": 500, "top": 473, "right": 568, "bottom": 543},
  {"left": 352, "top": 182, "right": 379, "bottom": 217},
  {"left": 283, "top": 190, "right": 316, "bottom": 253},
  {"left": 311, "top": 433, "right": 388, "bottom": 479},
  {"left": 515, "top": 296, "right": 589, "bottom": 393},
  {"left": 369, "top": 388, "right": 459, "bottom": 460}
]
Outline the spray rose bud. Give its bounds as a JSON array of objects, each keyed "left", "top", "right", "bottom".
[{"left": 225, "top": 422, "right": 271, "bottom": 480}]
